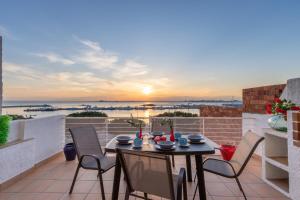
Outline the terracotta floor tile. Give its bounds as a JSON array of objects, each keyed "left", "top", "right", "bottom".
[
  {"left": 1, "top": 179, "right": 33, "bottom": 193},
  {"left": 224, "top": 182, "right": 259, "bottom": 197},
  {"left": 31, "top": 193, "right": 64, "bottom": 200},
  {"left": 59, "top": 193, "right": 87, "bottom": 200},
  {"left": 84, "top": 193, "right": 114, "bottom": 200},
  {"left": 0, "top": 192, "right": 63, "bottom": 200},
  {"left": 238, "top": 172, "right": 264, "bottom": 184},
  {"left": 212, "top": 196, "right": 241, "bottom": 200},
  {"left": 45, "top": 180, "right": 72, "bottom": 193},
  {"left": 20, "top": 180, "right": 56, "bottom": 193},
  {"left": 247, "top": 183, "right": 287, "bottom": 198},
  {"left": 72, "top": 180, "right": 96, "bottom": 194},
  {"left": 78, "top": 170, "right": 98, "bottom": 181},
  {"left": 0, "top": 154, "right": 291, "bottom": 200},
  {"left": 206, "top": 182, "right": 235, "bottom": 196},
  {"left": 90, "top": 180, "right": 126, "bottom": 194},
  {"left": 0, "top": 193, "right": 14, "bottom": 200}
]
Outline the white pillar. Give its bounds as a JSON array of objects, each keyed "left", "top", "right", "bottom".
[{"left": 286, "top": 78, "right": 300, "bottom": 104}]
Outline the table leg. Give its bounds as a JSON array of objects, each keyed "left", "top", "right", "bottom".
[
  {"left": 195, "top": 154, "right": 206, "bottom": 200},
  {"left": 112, "top": 153, "right": 122, "bottom": 200},
  {"left": 185, "top": 155, "right": 192, "bottom": 182}
]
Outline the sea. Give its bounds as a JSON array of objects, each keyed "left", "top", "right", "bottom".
[{"left": 2, "top": 100, "right": 242, "bottom": 118}]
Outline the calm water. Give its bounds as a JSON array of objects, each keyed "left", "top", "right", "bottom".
[{"left": 2, "top": 100, "right": 241, "bottom": 118}]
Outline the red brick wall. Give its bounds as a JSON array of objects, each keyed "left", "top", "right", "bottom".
[
  {"left": 199, "top": 105, "right": 242, "bottom": 117},
  {"left": 293, "top": 112, "right": 300, "bottom": 147},
  {"left": 243, "top": 84, "right": 286, "bottom": 114}
]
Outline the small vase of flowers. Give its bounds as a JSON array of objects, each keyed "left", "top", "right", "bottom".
[
  {"left": 127, "top": 114, "right": 145, "bottom": 139},
  {"left": 266, "top": 98, "right": 300, "bottom": 132},
  {"left": 160, "top": 118, "right": 175, "bottom": 142}
]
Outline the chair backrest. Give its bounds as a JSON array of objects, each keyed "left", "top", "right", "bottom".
[
  {"left": 118, "top": 149, "right": 175, "bottom": 199},
  {"left": 229, "top": 131, "right": 264, "bottom": 175},
  {"left": 69, "top": 126, "right": 104, "bottom": 159}
]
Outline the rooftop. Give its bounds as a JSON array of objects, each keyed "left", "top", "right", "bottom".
[{"left": 0, "top": 153, "right": 289, "bottom": 200}]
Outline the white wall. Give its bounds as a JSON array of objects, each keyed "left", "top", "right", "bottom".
[
  {"left": 242, "top": 113, "right": 270, "bottom": 156},
  {"left": 23, "top": 115, "right": 65, "bottom": 163},
  {"left": 0, "top": 139, "right": 35, "bottom": 183},
  {"left": 0, "top": 115, "right": 65, "bottom": 184}
]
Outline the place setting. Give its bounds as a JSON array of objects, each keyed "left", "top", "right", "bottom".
[
  {"left": 187, "top": 134, "right": 206, "bottom": 144},
  {"left": 115, "top": 135, "right": 133, "bottom": 145},
  {"left": 155, "top": 140, "right": 176, "bottom": 151}
]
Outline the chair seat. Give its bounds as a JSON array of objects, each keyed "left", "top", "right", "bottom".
[
  {"left": 203, "top": 158, "right": 236, "bottom": 177},
  {"left": 81, "top": 155, "right": 116, "bottom": 171}
]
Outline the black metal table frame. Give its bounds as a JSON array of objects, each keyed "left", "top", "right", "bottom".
[{"left": 105, "top": 138, "right": 215, "bottom": 200}]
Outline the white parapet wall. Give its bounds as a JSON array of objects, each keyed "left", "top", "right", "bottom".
[
  {"left": 242, "top": 113, "right": 270, "bottom": 156},
  {"left": 0, "top": 115, "right": 65, "bottom": 184},
  {"left": 23, "top": 115, "right": 65, "bottom": 163}
]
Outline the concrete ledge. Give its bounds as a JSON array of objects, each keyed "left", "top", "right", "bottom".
[
  {"left": 0, "top": 138, "right": 32, "bottom": 149},
  {"left": 0, "top": 151, "right": 64, "bottom": 190}
]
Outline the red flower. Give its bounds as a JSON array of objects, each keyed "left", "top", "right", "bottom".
[
  {"left": 291, "top": 106, "right": 300, "bottom": 111},
  {"left": 275, "top": 107, "right": 286, "bottom": 115},
  {"left": 274, "top": 97, "right": 282, "bottom": 104},
  {"left": 266, "top": 103, "right": 272, "bottom": 114}
]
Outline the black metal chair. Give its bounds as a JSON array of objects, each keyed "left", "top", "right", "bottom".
[
  {"left": 193, "top": 131, "right": 264, "bottom": 200},
  {"left": 69, "top": 126, "right": 115, "bottom": 200},
  {"left": 117, "top": 149, "right": 188, "bottom": 200}
]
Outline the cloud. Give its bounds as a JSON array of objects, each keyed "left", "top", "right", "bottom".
[
  {"left": 4, "top": 37, "right": 173, "bottom": 100},
  {"left": 74, "top": 37, "right": 118, "bottom": 69},
  {"left": 78, "top": 38, "right": 102, "bottom": 51},
  {"left": 46, "top": 71, "right": 107, "bottom": 87},
  {"left": 3, "top": 62, "right": 43, "bottom": 80},
  {"left": 113, "top": 60, "right": 148, "bottom": 79},
  {"left": 33, "top": 52, "right": 75, "bottom": 65}
]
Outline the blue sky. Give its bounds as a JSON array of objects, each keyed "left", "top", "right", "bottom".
[{"left": 1, "top": 0, "right": 300, "bottom": 100}]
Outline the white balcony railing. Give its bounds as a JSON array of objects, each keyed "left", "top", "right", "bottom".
[{"left": 65, "top": 116, "right": 243, "bottom": 146}]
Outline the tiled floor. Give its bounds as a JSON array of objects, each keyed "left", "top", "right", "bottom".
[{"left": 0, "top": 154, "right": 290, "bottom": 200}]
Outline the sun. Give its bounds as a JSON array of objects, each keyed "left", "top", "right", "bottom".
[{"left": 142, "top": 86, "right": 152, "bottom": 95}]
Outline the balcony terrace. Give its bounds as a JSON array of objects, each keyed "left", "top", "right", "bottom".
[{"left": 0, "top": 153, "right": 289, "bottom": 200}]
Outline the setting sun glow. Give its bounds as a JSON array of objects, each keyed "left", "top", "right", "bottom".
[{"left": 142, "top": 86, "right": 152, "bottom": 95}]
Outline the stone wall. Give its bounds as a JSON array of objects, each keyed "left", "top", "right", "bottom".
[
  {"left": 199, "top": 105, "right": 242, "bottom": 117},
  {"left": 243, "top": 84, "right": 286, "bottom": 114}
]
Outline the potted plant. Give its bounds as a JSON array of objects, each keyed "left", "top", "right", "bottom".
[
  {"left": 266, "top": 98, "right": 300, "bottom": 132},
  {"left": 160, "top": 118, "right": 175, "bottom": 142},
  {"left": 0, "top": 115, "right": 11, "bottom": 145}
]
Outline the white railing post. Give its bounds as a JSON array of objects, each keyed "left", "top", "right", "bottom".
[
  {"left": 148, "top": 116, "right": 151, "bottom": 133},
  {"left": 203, "top": 117, "right": 205, "bottom": 136},
  {"left": 105, "top": 118, "right": 108, "bottom": 145}
]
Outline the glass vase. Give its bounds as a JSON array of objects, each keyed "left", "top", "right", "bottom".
[{"left": 268, "top": 115, "right": 287, "bottom": 132}]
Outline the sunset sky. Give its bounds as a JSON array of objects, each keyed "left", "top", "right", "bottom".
[{"left": 1, "top": 1, "right": 300, "bottom": 101}]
